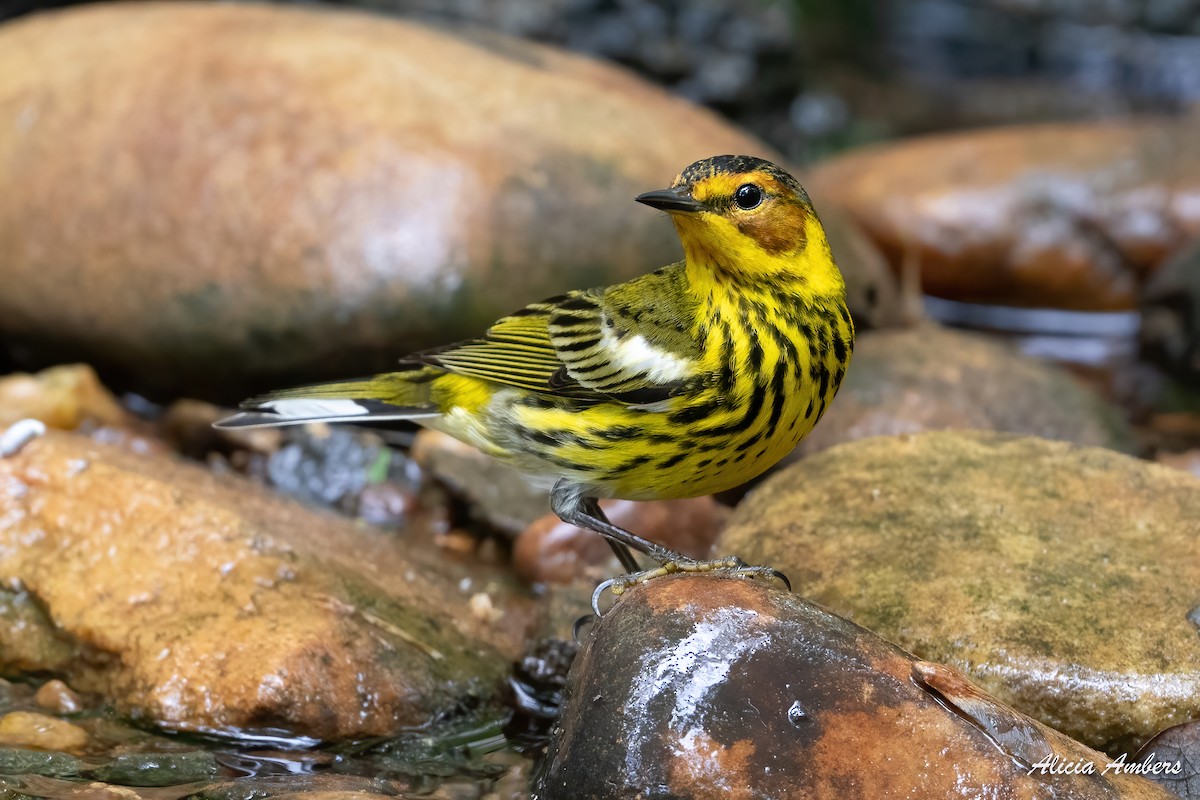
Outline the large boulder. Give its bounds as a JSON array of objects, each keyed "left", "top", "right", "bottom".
[
  {"left": 0, "top": 2, "right": 893, "bottom": 400},
  {"left": 721, "top": 431, "right": 1200, "bottom": 752},
  {"left": 0, "top": 428, "right": 538, "bottom": 740},
  {"left": 538, "top": 575, "right": 1175, "bottom": 799}
]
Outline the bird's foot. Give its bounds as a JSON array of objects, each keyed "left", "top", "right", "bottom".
[{"left": 590, "top": 556, "right": 791, "bottom": 616}]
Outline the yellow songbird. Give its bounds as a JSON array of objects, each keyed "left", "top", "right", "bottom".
[{"left": 218, "top": 155, "right": 854, "bottom": 598}]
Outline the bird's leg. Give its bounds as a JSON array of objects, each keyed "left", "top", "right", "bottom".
[
  {"left": 550, "top": 481, "right": 679, "bottom": 569},
  {"left": 549, "top": 480, "right": 790, "bottom": 615}
]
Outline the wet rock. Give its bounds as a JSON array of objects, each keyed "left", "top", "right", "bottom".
[
  {"left": 538, "top": 574, "right": 1174, "bottom": 799},
  {"left": 33, "top": 681, "right": 82, "bottom": 716},
  {"left": 0, "top": 749, "right": 83, "bottom": 779},
  {"left": 721, "top": 431, "right": 1200, "bottom": 752},
  {"left": 0, "top": 712, "right": 89, "bottom": 754},
  {"left": 808, "top": 118, "right": 1200, "bottom": 310},
  {"left": 90, "top": 752, "right": 219, "bottom": 787},
  {"left": 0, "top": 365, "right": 128, "bottom": 430},
  {"left": 0, "top": 430, "right": 538, "bottom": 740},
  {"left": 412, "top": 431, "right": 550, "bottom": 538},
  {"left": 513, "top": 497, "right": 728, "bottom": 585},
  {"left": 1134, "top": 721, "right": 1200, "bottom": 798},
  {"left": 0, "top": 2, "right": 838, "bottom": 401},
  {"left": 1141, "top": 236, "right": 1200, "bottom": 389},
  {"left": 795, "top": 324, "right": 1134, "bottom": 457},
  {"left": 7, "top": 773, "right": 416, "bottom": 800},
  {"left": 505, "top": 638, "right": 577, "bottom": 752}
]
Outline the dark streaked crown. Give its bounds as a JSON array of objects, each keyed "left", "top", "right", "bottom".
[{"left": 674, "top": 155, "right": 810, "bottom": 202}]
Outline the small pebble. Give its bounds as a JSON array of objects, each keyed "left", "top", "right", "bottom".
[
  {"left": 0, "top": 711, "right": 89, "bottom": 754},
  {"left": 34, "top": 680, "right": 83, "bottom": 715},
  {"left": 469, "top": 592, "right": 504, "bottom": 624}
]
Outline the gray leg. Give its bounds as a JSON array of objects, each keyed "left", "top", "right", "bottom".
[
  {"left": 550, "top": 479, "right": 791, "bottom": 615},
  {"left": 549, "top": 480, "right": 685, "bottom": 570}
]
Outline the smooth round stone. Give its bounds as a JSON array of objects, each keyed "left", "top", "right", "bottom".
[
  {"left": 721, "top": 431, "right": 1200, "bottom": 752},
  {"left": 0, "top": 712, "right": 89, "bottom": 755},
  {"left": 807, "top": 120, "right": 1200, "bottom": 311},
  {"left": 0, "top": 2, "right": 892, "bottom": 400},
  {"left": 538, "top": 575, "right": 1174, "bottom": 799}
]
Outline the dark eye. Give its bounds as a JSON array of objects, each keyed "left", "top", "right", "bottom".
[{"left": 734, "top": 183, "right": 763, "bottom": 210}]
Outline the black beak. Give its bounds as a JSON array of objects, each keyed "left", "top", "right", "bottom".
[{"left": 635, "top": 187, "right": 703, "bottom": 213}]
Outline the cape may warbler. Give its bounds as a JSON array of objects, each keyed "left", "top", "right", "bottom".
[{"left": 218, "top": 155, "right": 854, "bottom": 596}]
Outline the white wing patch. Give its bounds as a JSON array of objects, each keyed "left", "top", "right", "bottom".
[
  {"left": 601, "top": 327, "right": 695, "bottom": 384},
  {"left": 260, "top": 398, "right": 371, "bottom": 419}
]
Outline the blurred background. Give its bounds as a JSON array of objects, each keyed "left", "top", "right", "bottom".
[{"left": 7, "top": 0, "right": 1200, "bottom": 161}]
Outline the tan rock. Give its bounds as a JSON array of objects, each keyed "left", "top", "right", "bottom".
[
  {"left": 0, "top": 711, "right": 89, "bottom": 754},
  {"left": 0, "top": 430, "right": 538, "bottom": 740},
  {"left": 538, "top": 575, "right": 1175, "bottom": 799},
  {"left": 0, "top": 365, "right": 128, "bottom": 430},
  {"left": 721, "top": 431, "right": 1200, "bottom": 752},
  {"left": 0, "top": 2, "right": 879, "bottom": 399},
  {"left": 808, "top": 119, "right": 1200, "bottom": 310}
]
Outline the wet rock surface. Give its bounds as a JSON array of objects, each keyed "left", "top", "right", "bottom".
[
  {"left": 0, "top": 668, "right": 531, "bottom": 795},
  {"left": 0, "top": 429, "right": 538, "bottom": 740},
  {"left": 1134, "top": 721, "right": 1200, "bottom": 799},
  {"left": 795, "top": 324, "right": 1134, "bottom": 457},
  {"left": 537, "top": 574, "right": 1175, "bottom": 799},
  {"left": 722, "top": 431, "right": 1200, "bottom": 753},
  {"left": 0, "top": 1, "right": 881, "bottom": 401},
  {"left": 808, "top": 118, "right": 1200, "bottom": 310}
]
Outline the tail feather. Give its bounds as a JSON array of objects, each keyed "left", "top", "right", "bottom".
[{"left": 214, "top": 374, "right": 439, "bottom": 430}]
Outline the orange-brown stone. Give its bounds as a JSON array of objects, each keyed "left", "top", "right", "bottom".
[
  {"left": 538, "top": 574, "right": 1175, "bottom": 799},
  {"left": 808, "top": 119, "right": 1200, "bottom": 310},
  {"left": 0, "top": 429, "right": 537, "bottom": 740}
]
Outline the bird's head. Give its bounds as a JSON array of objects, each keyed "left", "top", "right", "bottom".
[{"left": 636, "top": 155, "right": 838, "bottom": 293}]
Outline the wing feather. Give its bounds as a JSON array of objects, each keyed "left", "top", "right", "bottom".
[{"left": 411, "top": 276, "right": 701, "bottom": 406}]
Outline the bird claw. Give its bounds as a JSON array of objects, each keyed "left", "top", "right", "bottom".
[
  {"left": 590, "top": 578, "right": 619, "bottom": 617},
  {"left": 589, "top": 556, "right": 792, "bottom": 617}
]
